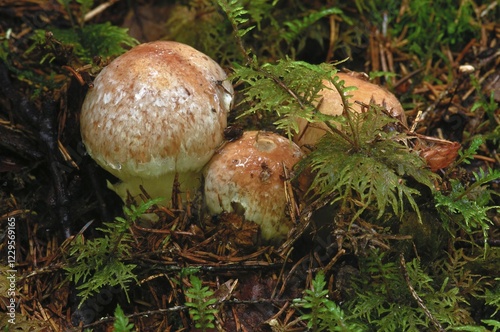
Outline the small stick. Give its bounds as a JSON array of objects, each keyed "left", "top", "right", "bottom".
[
  {"left": 84, "top": 0, "right": 120, "bottom": 22},
  {"left": 410, "top": 110, "right": 423, "bottom": 133},
  {"left": 400, "top": 253, "right": 445, "bottom": 332}
]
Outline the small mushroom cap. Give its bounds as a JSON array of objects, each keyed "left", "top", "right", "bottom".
[
  {"left": 80, "top": 41, "right": 233, "bottom": 183},
  {"left": 294, "top": 72, "right": 405, "bottom": 147},
  {"left": 204, "top": 131, "right": 304, "bottom": 242}
]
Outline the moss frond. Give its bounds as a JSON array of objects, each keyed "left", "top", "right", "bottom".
[
  {"left": 31, "top": 22, "right": 138, "bottom": 65},
  {"left": 233, "top": 59, "right": 343, "bottom": 138},
  {"left": 298, "top": 106, "right": 437, "bottom": 221},
  {"left": 185, "top": 275, "right": 218, "bottom": 331},
  {"left": 64, "top": 199, "right": 161, "bottom": 306}
]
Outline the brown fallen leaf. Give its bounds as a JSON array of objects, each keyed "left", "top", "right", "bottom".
[{"left": 416, "top": 139, "right": 461, "bottom": 172}]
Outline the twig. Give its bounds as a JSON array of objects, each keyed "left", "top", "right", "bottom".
[
  {"left": 323, "top": 248, "right": 346, "bottom": 272},
  {"left": 399, "top": 254, "right": 445, "bottom": 332},
  {"left": 69, "top": 297, "right": 296, "bottom": 331},
  {"left": 84, "top": 0, "right": 120, "bottom": 22},
  {"left": 393, "top": 68, "right": 424, "bottom": 90},
  {"left": 278, "top": 194, "right": 333, "bottom": 254}
]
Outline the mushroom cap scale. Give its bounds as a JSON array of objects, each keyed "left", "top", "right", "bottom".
[
  {"left": 80, "top": 41, "right": 233, "bottom": 181},
  {"left": 204, "top": 131, "right": 304, "bottom": 242}
]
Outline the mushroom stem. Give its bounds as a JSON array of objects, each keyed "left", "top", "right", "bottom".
[{"left": 109, "top": 172, "right": 201, "bottom": 206}]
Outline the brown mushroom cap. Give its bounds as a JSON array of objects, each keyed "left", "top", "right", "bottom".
[
  {"left": 203, "top": 131, "right": 303, "bottom": 242},
  {"left": 294, "top": 72, "right": 405, "bottom": 148},
  {"left": 80, "top": 41, "right": 233, "bottom": 202}
]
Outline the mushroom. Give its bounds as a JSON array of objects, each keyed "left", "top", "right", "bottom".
[
  {"left": 80, "top": 41, "right": 233, "bottom": 205},
  {"left": 294, "top": 71, "right": 405, "bottom": 148},
  {"left": 203, "top": 131, "right": 304, "bottom": 243}
]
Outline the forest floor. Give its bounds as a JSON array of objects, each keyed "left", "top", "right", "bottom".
[{"left": 0, "top": 1, "right": 499, "bottom": 331}]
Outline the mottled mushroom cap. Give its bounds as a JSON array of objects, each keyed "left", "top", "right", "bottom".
[
  {"left": 294, "top": 72, "right": 405, "bottom": 148},
  {"left": 203, "top": 131, "right": 304, "bottom": 242},
  {"left": 80, "top": 41, "right": 233, "bottom": 182}
]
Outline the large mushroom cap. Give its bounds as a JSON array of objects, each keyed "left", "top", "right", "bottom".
[
  {"left": 203, "top": 131, "right": 304, "bottom": 243},
  {"left": 80, "top": 41, "right": 233, "bottom": 201},
  {"left": 294, "top": 72, "right": 405, "bottom": 148},
  {"left": 81, "top": 41, "right": 233, "bottom": 179}
]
